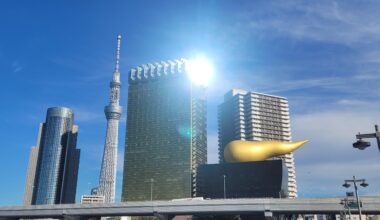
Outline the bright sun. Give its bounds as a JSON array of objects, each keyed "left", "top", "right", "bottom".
[{"left": 185, "top": 57, "right": 213, "bottom": 86}]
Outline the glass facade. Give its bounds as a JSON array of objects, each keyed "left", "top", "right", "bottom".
[
  {"left": 33, "top": 107, "right": 80, "bottom": 204},
  {"left": 122, "top": 60, "right": 207, "bottom": 201}
]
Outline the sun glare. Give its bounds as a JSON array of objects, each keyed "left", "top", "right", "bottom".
[{"left": 185, "top": 57, "right": 213, "bottom": 86}]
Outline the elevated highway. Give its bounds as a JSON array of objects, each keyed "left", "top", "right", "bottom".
[{"left": 0, "top": 197, "right": 379, "bottom": 219}]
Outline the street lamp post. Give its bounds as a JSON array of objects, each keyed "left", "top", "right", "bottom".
[
  {"left": 150, "top": 178, "right": 154, "bottom": 201},
  {"left": 45, "top": 196, "right": 51, "bottom": 204},
  {"left": 347, "top": 203, "right": 352, "bottom": 220},
  {"left": 342, "top": 176, "right": 368, "bottom": 220},
  {"left": 340, "top": 197, "right": 352, "bottom": 220},
  {"left": 353, "top": 125, "right": 380, "bottom": 152},
  {"left": 223, "top": 175, "right": 226, "bottom": 199}
]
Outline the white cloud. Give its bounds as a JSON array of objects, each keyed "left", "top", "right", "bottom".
[
  {"left": 292, "top": 108, "right": 380, "bottom": 196},
  {"left": 353, "top": 72, "right": 380, "bottom": 80},
  {"left": 257, "top": 73, "right": 380, "bottom": 100},
  {"left": 73, "top": 107, "right": 104, "bottom": 123},
  {"left": 247, "top": 1, "right": 380, "bottom": 45},
  {"left": 293, "top": 110, "right": 379, "bottom": 145},
  {"left": 12, "top": 61, "right": 23, "bottom": 73},
  {"left": 297, "top": 159, "right": 380, "bottom": 197},
  {"left": 337, "top": 99, "right": 377, "bottom": 107},
  {"left": 361, "top": 50, "right": 380, "bottom": 64},
  {"left": 50, "top": 54, "right": 118, "bottom": 83},
  {"left": 261, "top": 77, "right": 343, "bottom": 94}
]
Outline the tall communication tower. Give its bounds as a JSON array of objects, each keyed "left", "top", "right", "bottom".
[{"left": 97, "top": 34, "right": 122, "bottom": 203}]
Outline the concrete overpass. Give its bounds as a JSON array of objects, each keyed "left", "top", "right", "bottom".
[{"left": 0, "top": 197, "right": 379, "bottom": 219}]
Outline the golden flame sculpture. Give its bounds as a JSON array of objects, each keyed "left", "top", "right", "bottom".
[{"left": 224, "top": 140, "right": 308, "bottom": 162}]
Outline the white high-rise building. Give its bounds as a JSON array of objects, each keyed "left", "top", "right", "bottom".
[
  {"left": 218, "top": 89, "right": 297, "bottom": 198},
  {"left": 97, "top": 34, "right": 123, "bottom": 203}
]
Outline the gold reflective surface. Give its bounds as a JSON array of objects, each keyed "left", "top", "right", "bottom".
[{"left": 224, "top": 140, "right": 308, "bottom": 162}]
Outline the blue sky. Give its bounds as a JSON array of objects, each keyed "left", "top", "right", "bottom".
[{"left": 1, "top": 0, "right": 380, "bottom": 205}]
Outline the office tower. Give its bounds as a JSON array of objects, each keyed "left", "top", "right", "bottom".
[
  {"left": 97, "top": 34, "right": 123, "bottom": 203},
  {"left": 23, "top": 124, "right": 43, "bottom": 205},
  {"left": 218, "top": 89, "right": 297, "bottom": 198},
  {"left": 23, "top": 146, "right": 39, "bottom": 205},
  {"left": 23, "top": 107, "right": 80, "bottom": 205},
  {"left": 122, "top": 59, "right": 207, "bottom": 201}
]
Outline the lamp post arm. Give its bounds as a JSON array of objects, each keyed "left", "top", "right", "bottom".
[
  {"left": 345, "top": 179, "right": 366, "bottom": 183},
  {"left": 356, "top": 133, "right": 377, "bottom": 139},
  {"left": 346, "top": 179, "right": 366, "bottom": 183},
  {"left": 355, "top": 125, "right": 380, "bottom": 153}
]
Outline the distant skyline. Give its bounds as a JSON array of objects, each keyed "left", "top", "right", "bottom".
[{"left": 1, "top": 0, "right": 380, "bottom": 205}]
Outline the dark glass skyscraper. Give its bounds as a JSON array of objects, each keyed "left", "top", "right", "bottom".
[
  {"left": 122, "top": 59, "right": 207, "bottom": 201},
  {"left": 23, "top": 107, "right": 80, "bottom": 205}
]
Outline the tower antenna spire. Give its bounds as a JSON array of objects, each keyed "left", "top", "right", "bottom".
[{"left": 114, "top": 34, "right": 121, "bottom": 73}]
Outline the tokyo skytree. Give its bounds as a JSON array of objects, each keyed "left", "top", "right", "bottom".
[{"left": 97, "top": 34, "right": 122, "bottom": 203}]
